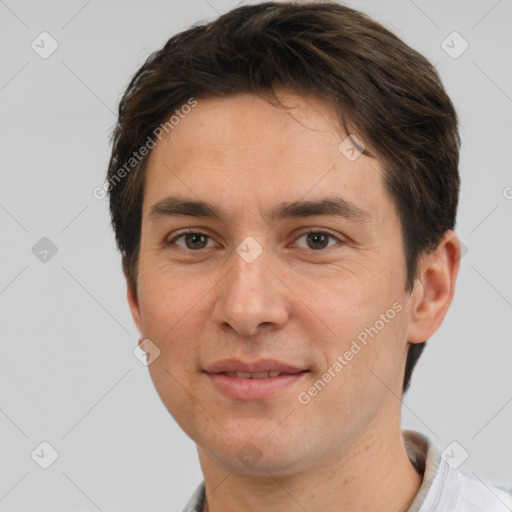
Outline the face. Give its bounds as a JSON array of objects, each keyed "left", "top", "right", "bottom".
[{"left": 129, "top": 92, "right": 420, "bottom": 475}]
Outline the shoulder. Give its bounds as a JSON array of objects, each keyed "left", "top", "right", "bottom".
[
  {"left": 403, "top": 430, "right": 512, "bottom": 512},
  {"left": 455, "top": 472, "right": 512, "bottom": 512}
]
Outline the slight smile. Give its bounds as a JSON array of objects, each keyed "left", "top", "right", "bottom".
[{"left": 204, "top": 358, "right": 310, "bottom": 400}]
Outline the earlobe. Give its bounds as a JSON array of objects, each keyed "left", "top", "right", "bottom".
[
  {"left": 407, "top": 231, "right": 461, "bottom": 344},
  {"left": 126, "top": 275, "right": 143, "bottom": 335}
]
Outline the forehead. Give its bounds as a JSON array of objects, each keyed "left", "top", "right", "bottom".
[
  {"left": 164, "top": 92, "right": 347, "bottom": 162},
  {"left": 143, "top": 92, "right": 391, "bottom": 223}
]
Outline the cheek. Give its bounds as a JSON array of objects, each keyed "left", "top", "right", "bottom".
[
  {"left": 138, "top": 259, "right": 197, "bottom": 323},
  {"left": 302, "top": 273, "right": 389, "bottom": 343},
  {"left": 138, "top": 270, "right": 207, "bottom": 423},
  {"left": 136, "top": 268, "right": 206, "bottom": 366},
  {"left": 303, "top": 273, "right": 408, "bottom": 394}
]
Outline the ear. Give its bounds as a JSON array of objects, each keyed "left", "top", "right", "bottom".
[
  {"left": 125, "top": 272, "right": 143, "bottom": 336},
  {"left": 407, "top": 230, "right": 461, "bottom": 343}
]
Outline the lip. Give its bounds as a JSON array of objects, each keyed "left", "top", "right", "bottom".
[
  {"left": 204, "top": 358, "right": 309, "bottom": 400},
  {"left": 204, "top": 358, "right": 306, "bottom": 374}
]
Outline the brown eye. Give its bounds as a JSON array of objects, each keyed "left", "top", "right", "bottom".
[
  {"left": 170, "top": 232, "right": 213, "bottom": 250},
  {"left": 306, "top": 233, "right": 330, "bottom": 249},
  {"left": 294, "top": 231, "right": 341, "bottom": 250}
]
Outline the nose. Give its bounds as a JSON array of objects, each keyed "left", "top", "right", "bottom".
[{"left": 212, "top": 248, "right": 291, "bottom": 337}]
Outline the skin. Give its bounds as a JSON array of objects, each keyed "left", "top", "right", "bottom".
[{"left": 126, "top": 92, "right": 460, "bottom": 512}]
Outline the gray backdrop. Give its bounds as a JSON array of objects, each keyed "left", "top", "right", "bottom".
[{"left": 1, "top": 0, "right": 511, "bottom": 510}]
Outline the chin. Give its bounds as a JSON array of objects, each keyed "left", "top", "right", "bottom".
[{"left": 199, "top": 430, "right": 312, "bottom": 476}]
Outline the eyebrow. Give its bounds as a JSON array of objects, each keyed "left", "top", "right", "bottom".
[{"left": 148, "top": 195, "right": 371, "bottom": 224}]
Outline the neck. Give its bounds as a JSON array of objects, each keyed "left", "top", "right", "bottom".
[{"left": 198, "top": 427, "right": 422, "bottom": 512}]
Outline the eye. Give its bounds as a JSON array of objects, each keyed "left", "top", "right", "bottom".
[
  {"left": 167, "top": 229, "right": 343, "bottom": 251},
  {"left": 294, "top": 230, "right": 342, "bottom": 250},
  {"left": 168, "top": 231, "right": 217, "bottom": 250}
]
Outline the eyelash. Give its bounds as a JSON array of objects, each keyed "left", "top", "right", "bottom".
[{"left": 167, "top": 229, "right": 343, "bottom": 251}]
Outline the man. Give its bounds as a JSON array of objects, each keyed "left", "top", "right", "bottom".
[{"left": 106, "top": 2, "right": 512, "bottom": 511}]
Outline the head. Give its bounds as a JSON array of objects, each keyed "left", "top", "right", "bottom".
[{"left": 107, "top": 1, "right": 460, "bottom": 474}]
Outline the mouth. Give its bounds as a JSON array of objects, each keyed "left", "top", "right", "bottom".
[
  {"left": 203, "top": 359, "right": 309, "bottom": 400},
  {"left": 204, "top": 358, "right": 307, "bottom": 375},
  {"left": 215, "top": 370, "right": 307, "bottom": 379}
]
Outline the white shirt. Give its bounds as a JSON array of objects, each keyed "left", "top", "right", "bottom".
[
  {"left": 182, "top": 430, "right": 512, "bottom": 511},
  {"left": 405, "top": 430, "right": 512, "bottom": 511}
]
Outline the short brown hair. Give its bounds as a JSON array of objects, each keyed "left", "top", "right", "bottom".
[{"left": 107, "top": 1, "right": 460, "bottom": 393}]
